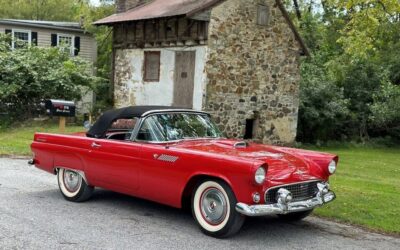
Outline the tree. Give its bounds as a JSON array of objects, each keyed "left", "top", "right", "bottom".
[
  {"left": 77, "top": 1, "right": 116, "bottom": 110},
  {"left": 0, "top": 0, "right": 81, "bottom": 21},
  {"left": 297, "top": 52, "right": 350, "bottom": 142},
  {"left": 370, "top": 80, "right": 400, "bottom": 139},
  {"left": 287, "top": 0, "right": 400, "bottom": 143},
  {"left": 0, "top": 0, "right": 116, "bottom": 116},
  {"left": 328, "top": 0, "right": 400, "bottom": 59}
]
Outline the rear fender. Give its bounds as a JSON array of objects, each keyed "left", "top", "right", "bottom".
[
  {"left": 53, "top": 152, "right": 85, "bottom": 172},
  {"left": 53, "top": 153, "right": 90, "bottom": 184}
]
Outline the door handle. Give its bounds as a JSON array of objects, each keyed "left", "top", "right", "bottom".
[{"left": 91, "top": 142, "right": 101, "bottom": 148}]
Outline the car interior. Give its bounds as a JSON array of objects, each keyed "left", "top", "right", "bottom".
[{"left": 105, "top": 118, "right": 137, "bottom": 141}]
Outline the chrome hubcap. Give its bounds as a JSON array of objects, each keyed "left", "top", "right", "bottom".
[
  {"left": 63, "top": 170, "right": 81, "bottom": 193},
  {"left": 200, "top": 188, "right": 227, "bottom": 225}
]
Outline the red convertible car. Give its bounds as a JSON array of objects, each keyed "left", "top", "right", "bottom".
[{"left": 30, "top": 106, "right": 337, "bottom": 238}]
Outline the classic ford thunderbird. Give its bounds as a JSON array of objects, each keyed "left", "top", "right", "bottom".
[{"left": 30, "top": 106, "right": 337, "bottom": 238}]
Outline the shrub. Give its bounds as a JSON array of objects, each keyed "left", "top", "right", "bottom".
[{"left": 0, "top": 34, "right": 99, "bottom": 122}]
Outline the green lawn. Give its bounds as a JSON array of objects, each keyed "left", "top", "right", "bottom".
[
  {"left": 0, "top": 125, "right": 399, "bottom": 234},
  {"left": 309, "top": 147, "right": 400, "bottom": 235},
  {"left": 0, "top": 124, "right": 83, "bottom": 156}
]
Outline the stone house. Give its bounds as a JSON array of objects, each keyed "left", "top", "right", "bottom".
[
  {"left": 0, "top": 19, "right": 98, "bottom": 113},
  {"left": 95, "top": 0, "right": 308, "bottom": 144}
]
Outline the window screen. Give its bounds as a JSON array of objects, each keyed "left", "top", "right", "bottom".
[{"left": 144, "top": 51, "right": 161, "bottom": 82}]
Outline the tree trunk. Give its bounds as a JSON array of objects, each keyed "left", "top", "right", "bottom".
[
  {"left": 308, "top": 0, "right": 314, "bottom": 13},
  {"left": 293, "top": 0, "right": 302, "bottom": 20}
]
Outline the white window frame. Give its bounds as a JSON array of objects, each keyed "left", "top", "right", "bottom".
[
  {"left": 57, "top": 33, "right": 75, "bottom": 56},
  {"left": 11, "top": 29, "right": 32, "bottom": 49}
]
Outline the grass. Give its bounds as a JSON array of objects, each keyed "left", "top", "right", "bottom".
[
  {"left": 1, "top": 124, "right": 399, "bottom": 234},
  {"left": 308, "top": 146, "right": 400, "bottom": 235},
  {"left": 0, "top": 123, "right": 83, "bottom": 156}
]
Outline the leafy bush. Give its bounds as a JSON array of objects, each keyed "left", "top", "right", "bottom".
[
  {"left": 297, "top": 52, "right": 400, "bottom": 143},
  {"left": 294, "top": 2, "right": 400, "bottom": 144},
  {"left": 0, "top": 34, "right": 98, "bottom": 121},
  {"left": 297, "top": 53, "right": 349, "bottom": 142},
  {"left": 370, "top": 80, "right": 400, "bottom": 139}
]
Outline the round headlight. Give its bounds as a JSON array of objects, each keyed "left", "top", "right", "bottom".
[
  {"left": 255, "top": 167, "right": 266, "bottom": 184},
  {"left": 328, "top": 160, "right": 336, "bottom": 174}
]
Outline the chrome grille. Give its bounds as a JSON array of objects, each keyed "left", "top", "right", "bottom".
[{"left": 265, "top": 181, "right": 320, "bottom": 204}]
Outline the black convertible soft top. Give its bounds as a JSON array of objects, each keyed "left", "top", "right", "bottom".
[{"left": 86, "top": 106, "right": 200, "bottom": 138}]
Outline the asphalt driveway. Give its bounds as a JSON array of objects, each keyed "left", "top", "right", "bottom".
[{"left": 0, "top": 158, "right": 399, "bottom": 250}]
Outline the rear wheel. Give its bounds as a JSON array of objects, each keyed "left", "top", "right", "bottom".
[
  {"left": 278, "top": 209, "right": 313, "bottom": 221},
  {"left": 191, "top": 179, "right": 245, "bottom": 238},
  {"left": 57, "top": 168, "right": 94, "bottom": 202}
]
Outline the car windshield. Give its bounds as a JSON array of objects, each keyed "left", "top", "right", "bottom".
[{"left": 137, "top": 113, "right": 222, "bottom": 142}]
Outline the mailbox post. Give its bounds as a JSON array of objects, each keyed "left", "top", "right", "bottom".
[{"left": 45, "top": 100, "right": 76, "bottom": 133}]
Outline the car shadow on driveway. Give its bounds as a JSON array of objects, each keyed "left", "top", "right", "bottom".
[
  {"left": 82, "top": 189, "right": 333, "bottom": 239},
  {"left": 22, "top": 187, "right": 400, "bottom": 250}
]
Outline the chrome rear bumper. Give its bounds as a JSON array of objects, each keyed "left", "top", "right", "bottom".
[{"left": 236, "top": 182, "right": 335, "bottom": 216}]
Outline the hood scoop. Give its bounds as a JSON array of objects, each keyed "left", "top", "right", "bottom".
[{"left": 234, "top": 141, "right": 249, "bottom": 148}]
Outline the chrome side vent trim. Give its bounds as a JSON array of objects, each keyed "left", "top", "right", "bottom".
[{"left": 234, "top": 141, "right": 248, "bottom": 148}]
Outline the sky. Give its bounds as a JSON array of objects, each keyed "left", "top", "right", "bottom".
[{"left": 90, "top": 0, "right": 101, "bottom": 7}]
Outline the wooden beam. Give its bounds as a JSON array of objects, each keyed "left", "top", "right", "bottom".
[
  {"left": 112, "top": 17, "right": 210, "bottom": 49},
  {"left": 143, "top": 21, "right": 146, "bottom": 40},
  {"left": 184, "top": 19, "right": 196, "bottom": 38},
  {"left": 164, "top": 18, "right": 168, "bottom": 39},
  {"left": 197, "top": 21, "right": 200, "bottom": 39},
  {"left": 134, "top": 22, "right": 137, "bottom": 41},
  {"left": 175, "top": 18, "right": 179, "bottom": 40},
  {"left": 153, "top": 20, "right": 158, "bottom": 41},
  {"left": 123, "top": 23, "right": 128, "bottom": 47}
]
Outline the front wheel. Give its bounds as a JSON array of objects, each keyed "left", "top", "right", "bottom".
[
  {"left": 191, "top": 179, "right": 245, "bottom": 238},
  {"left": 57, "top": 168, "right": 94, "bottom": 202}
]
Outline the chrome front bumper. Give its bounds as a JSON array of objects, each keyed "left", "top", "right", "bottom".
[{"left": 236, "top": 182, "right": 336, "bottom": 216}]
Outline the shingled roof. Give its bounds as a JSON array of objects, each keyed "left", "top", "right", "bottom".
[
  {"left": 94, "top": 0, "right": 309, "bottom": 56},
  {"left": 94, "top": 0, "right": 222, "bottom": 25},
  {"left": 0, "top": 19, "right": 85, "bottom": 33}
]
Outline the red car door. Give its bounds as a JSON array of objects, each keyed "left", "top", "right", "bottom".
[
  {"left": 84, "top": 139, "right": 143, "bottom": 193},
  {"left": 137, "top": 143, "right": 186, "bottom": 207}
]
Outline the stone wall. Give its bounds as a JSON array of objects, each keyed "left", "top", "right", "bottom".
[{"left": 204, "top": 0, "right": 301, "bottom": 145}]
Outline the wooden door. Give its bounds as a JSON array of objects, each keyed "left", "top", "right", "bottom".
[{"left": 173, "top": 51, "right": 196, "bottom": 108}]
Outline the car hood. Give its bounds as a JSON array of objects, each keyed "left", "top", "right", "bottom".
[{"left": 172, "top": 139, "right": 333, "bottom": 182}]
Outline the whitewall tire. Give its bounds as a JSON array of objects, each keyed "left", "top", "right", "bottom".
[
  {"left": 192, "top": 179, "right": 245, "bottom": 238},
  {"left": 57, "top": 168, "right": 94, "bottom": 202}
]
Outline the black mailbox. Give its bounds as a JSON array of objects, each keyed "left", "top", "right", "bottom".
[{"left": 45, "top": 99, "right": 75, "bottom": 117}]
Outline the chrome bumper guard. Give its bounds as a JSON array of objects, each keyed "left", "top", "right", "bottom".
[{"left": 236, "top": 182, "right": 336, "bottom": 216}]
